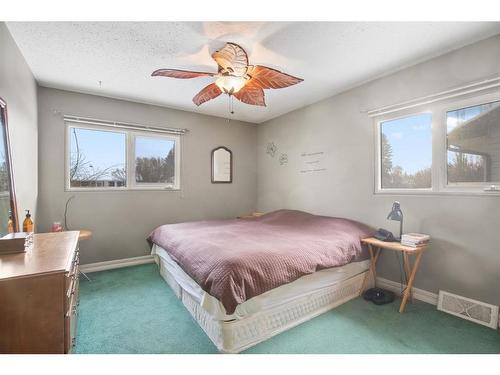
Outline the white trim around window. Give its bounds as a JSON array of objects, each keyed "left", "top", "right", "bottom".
[
  {"left": 374, "top": 90, "right": 500, "bottom": 196},
  {"left": 374, "top": 109, "right": 435, "bottom": 195},
  {"left": 64, "top": 122, "right": 181, "bottom": 192}
]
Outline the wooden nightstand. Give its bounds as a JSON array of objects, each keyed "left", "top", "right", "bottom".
[
  {"left": 78, "top": 229, "right": 92, "bottom": 241},
  {"left": 360, "top": 237, "right": 429, "bottom": 313}
]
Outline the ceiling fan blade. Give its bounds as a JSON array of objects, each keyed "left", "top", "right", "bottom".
[
  {"left": 192, "top": 83, "right": 223, "bottom": 106},
  {"left": 152, "top": 69, "right": 215, "bottom": 79},
  {"left": 233, "top": 83, "right": 266, "bottom": 107},
  {"left": 247, "top": 65, "right": 303, "bottom": 89},
  {"left": 212, "top": 43, "right": 248, "bottom": 77}
]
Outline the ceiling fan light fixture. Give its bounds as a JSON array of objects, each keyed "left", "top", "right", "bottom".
[
  {"left": 152, "top": 42, "right": 303, "bottom": 107},
  {"left": 215, "top": 75, "right": 247, "bottom": 94}
]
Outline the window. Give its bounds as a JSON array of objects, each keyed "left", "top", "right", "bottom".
[
  {"left": 379, "top": 113, "right": 432, "bottom": 190},
  {"left": 134, "top": 136, "right": 176, "bottom": 186},
  {"left": 446, "top": 100, "right": 500, "bottom": 186},
  {"left": 69, "top": 127, "right": 127, "bottom": 188},
  {"left": 66, "top": 123, "right": 180, "bottom": 190},
  {"left": 375, "top": 89, "right": 500, "bottom": 195}
]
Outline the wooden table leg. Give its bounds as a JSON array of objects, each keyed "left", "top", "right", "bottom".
[
  {"left": 402, "top": 252, "right": 413, "bottom": 303},
  {"left": 371, "top": 247, "right": 381, "bottom": 285},
  {"left": 360, "top": 246, "right": 373, "bottom": 293},
  {"left": 361, "top": 245, "right": 381, "bottom": 293},
  {"left": 399, "top": 251, "right": 423, "bottom": 313}
]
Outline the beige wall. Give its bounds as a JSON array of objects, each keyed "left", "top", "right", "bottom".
[
  {"left": 37, "top": 87, "right": 257, "bottom": 264},
  {"left": 0, "top": 23, "right": 38, "bottom": 227},
  {"left": 257, "top": 34, "right": 500, "bottom": 305},
  {"left": 8, "top": 19, "right": 500, "bottom": 306}
]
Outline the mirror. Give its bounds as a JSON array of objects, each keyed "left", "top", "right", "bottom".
[
  {"left": 0, "top": 97, "right": 18, "bottom": 235},
  {"left": 211, "top": 146, "right": 232, "bottom": 183}
]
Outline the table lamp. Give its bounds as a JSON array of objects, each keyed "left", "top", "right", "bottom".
[{"left": 387, "top": 201, "right": 403, "bottom": 240}]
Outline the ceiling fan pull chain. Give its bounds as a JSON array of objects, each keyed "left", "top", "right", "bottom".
[{"left": 227, "top": 94, "right": 235, "bottom": 117}]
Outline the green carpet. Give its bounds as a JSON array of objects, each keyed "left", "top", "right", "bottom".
[{"left": 75, "top": 264, "right": 500, "bottom": 354}]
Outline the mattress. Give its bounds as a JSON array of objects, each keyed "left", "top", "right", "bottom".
[
  {"left": 148, "top": 210, "right": 373, "bottom": 314},
  {"left": 152, "top": 244, "right": 369, "bottom": 321}
]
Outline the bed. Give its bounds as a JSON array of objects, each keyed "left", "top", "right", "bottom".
[{"left": 148, "top": 210, "right": 373, "bottom": 353}]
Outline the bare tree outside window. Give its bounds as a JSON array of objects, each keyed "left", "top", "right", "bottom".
[
  {"left": 135, "top": 136, "right": 176, "bottom": 185},
  {"left": 0, "top": 154, "right": 8, "bottom": 192},
  {"left": 69, "top": 127, "right": 127, "bottom": 188},
  {"left": 0, "top": 124, "right": 9, "bottom": 193},
  {"left": 67, "top": 125, "right": 180, "bottom": 190}
]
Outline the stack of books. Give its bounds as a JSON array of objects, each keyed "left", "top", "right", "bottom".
[{"left": 401, "top": 233, "right": 430, "bottom": 248}]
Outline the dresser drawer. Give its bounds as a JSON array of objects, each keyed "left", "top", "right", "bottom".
[
  {"left": 66, "top": 275, "right": 79, "bottom": 312},
  {"left": 65, "top": 267, "right": 79, "bottom": 353},
  {"left": 66, "top": 267, "right": 79, "bottom": 300},
  {"left": 65, "top": 247, "right": 80, "bottom": 299},
  {"left": 65, "top": 287, "right": 79, "bottom": 353},
  {"left": 64, "top": 245, "right": 80, "bottom": 353}
]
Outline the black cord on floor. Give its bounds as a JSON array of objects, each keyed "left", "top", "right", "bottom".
[{"left": 395, "top": 251, "right": 407, "bottom": 296}]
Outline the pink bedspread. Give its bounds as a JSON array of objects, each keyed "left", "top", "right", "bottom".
[{"left": 147, "top": 210, "right": 373, "bottom": 314}]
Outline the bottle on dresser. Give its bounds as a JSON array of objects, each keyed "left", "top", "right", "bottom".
[
  {"left": 7, "top": 210, "right": 15, "bottom": 233},
  {"left": 22, "top": 209, "right": 34, "bottom": 233}
]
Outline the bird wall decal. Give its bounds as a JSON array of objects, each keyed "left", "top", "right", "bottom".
[{"left": 152, "top": 42, "right": 303, "bottom": 107}]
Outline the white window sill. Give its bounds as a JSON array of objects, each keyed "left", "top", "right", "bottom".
[
  {"left": 65, "top": 187, "right": 181, "bottom": 192},
  {"left": 375, "top": 189, "right": 500, "bottom": 197}
]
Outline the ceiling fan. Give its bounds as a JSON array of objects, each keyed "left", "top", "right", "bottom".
[{"left": 152, "top": 42, "right": 303, "bottom": 108}]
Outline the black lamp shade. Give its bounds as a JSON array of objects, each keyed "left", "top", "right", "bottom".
[
  {"left": 387, "top": 201, "right": 403, "bottom": 221},
  {"left": 387, "top": 201, "right": 403, "bottom": 240}
]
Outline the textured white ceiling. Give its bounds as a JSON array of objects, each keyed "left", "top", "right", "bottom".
[{"left": 7, "top": 22, "right": 500, "bottom": 123}]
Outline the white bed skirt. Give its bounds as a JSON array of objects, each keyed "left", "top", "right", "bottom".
[{"left": 156, "top": 255, "right": 369, "bottom": 353}]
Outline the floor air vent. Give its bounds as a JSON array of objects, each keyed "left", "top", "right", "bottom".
[{"left": 438, "top": 290, "right": 499, "bottom": 329}]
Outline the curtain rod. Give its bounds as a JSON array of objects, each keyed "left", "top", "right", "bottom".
[
  {"left": 363, "top": 75, "right": 500, "bottom": 118},
  {"left": 63, "top": 115, "right": 189, "bottom": 135}
]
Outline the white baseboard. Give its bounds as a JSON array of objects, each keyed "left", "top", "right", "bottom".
[
  {"left": 376, "top": 276, "right": 439, "bottom": 306},
  {"left": 80, "top": 255, "right": 155, "bottom": 273}
]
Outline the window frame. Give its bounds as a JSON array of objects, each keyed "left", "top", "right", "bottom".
[
  {"left": 128, "top": 131, "right": 181, "bottom": 190},
  {"left": 439, "top": 91, "right": 500, "bottom": 194},
  {"left": 374, "top": 90, "right": 500, "bottom": 196},
  {"left": 374, "top": 110, "right": 435, "bottom": 195},
  {"left": 65, "top": 122, "right": 181, "bottom": 192}
]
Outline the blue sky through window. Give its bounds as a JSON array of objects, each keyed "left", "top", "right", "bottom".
[
  {"left": 135, "top": 136, "right": 174, "bottom": 159},
  {"left": 447, "top": 101, "right": 500, "bottom": 133},
  {"left": 381, "top": 113, "right": 432, "bottom": 174},
  {"left": 70, "top": 128, "right": 126, "bottom": 177},
  {"left": 446, "top": 101, "right": 500, "bottom": 164}
]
